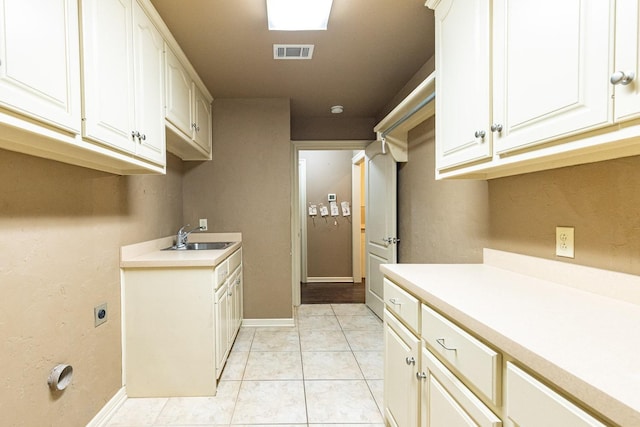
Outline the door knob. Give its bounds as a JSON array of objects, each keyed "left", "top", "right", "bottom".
[{"left": 610, "top": 71, "right": 635, "bottom": 86}]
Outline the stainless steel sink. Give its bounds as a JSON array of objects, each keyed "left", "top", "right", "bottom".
[{"left": 163, "top": 242, "right": 235, "bottom": 251}]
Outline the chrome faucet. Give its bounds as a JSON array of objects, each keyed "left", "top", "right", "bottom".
[{"left": 175, "top": 224, "right": 204, "bottom": 249}]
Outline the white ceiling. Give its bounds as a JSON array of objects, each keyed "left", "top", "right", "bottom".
[{"left": 149, "top": 0, "right": 435, "bottom": 120}]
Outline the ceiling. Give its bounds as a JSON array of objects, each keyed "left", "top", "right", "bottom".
[{"left": 149, "top": 0, "right": 435, "bottom": 121}]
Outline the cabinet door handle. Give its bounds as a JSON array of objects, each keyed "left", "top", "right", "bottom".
[
  {"left": 131, "top": 130, "right": 140, "bottom": 140},
  {"left": 436, "top": 338, "right": 457, "bottom": 352},
  {"left": 389, "top": 298, "right": 401, "bottom": 306},
  {"left": 610, "top": 71, "right": 635, "bottom": 86},
  {"left": 405, "top": 356, "right": 415, "bottom": 366},
  {"left": 490, "top": 123, "right": 503, "bottom": 133},
  {"left": 474, "top": 130, "right": 486, "bottom": 139},
  {"left": 416, "top": 372, "right": 427, "bottom": 380}
]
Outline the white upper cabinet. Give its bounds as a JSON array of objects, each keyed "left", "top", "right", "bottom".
[
  {"left": 132, "top": 2, "right": 166, "bottom": 164},
  {"left": 193, "top": 84, "right": 212, "bottom": 154},
  {"left": 81, "top": 0, "right": 165, "bottom": 164},
  {"left": 492, "top": 0, "right": 613, "bottom": 154},
  {"left": 429, "top": 0, "right": 640, "bottom": 180},
  {"left": 165, "top": 48, "right": 193, "bottom": 137},
  {"left": 0, "top": 0, "right": 81, "bottom": 132},
  {"left": 165, "top": 46, "right": 212, "bottom": 160},
  {"left": 433, "top": 0, "right": 492, "bottom": 170},
  {"left": 613, "top": 0, "right": 640, "bottom": 122}
]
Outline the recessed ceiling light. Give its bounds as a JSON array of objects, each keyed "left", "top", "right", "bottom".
[
  {"left": 330, "top": 105, "right": 344, "bottom": 114},
  {"left": 266, "top": 0, "right": 333, "bottom": 31}
]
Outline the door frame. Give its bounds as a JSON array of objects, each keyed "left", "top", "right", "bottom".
[
  {"left": 351, "top": 150, "right": 365, "bottom": 284},
  {"left": 291, "top": 140, "right": 371, "bottom": 307}
]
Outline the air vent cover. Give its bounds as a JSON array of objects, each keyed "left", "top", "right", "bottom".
[{"left": 274, "top": 44, "right": 314, "bottom": 60}]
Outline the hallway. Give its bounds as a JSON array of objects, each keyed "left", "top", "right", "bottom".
[{"left": 300, "top": 281, "right": 366, "bottom": 304}]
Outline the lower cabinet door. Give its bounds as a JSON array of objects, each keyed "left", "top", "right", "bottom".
[
  {"left": 384, "top": 309, "right": 420, "bottom": 427},
  {"left": 505, "top": 363, "right": 606, "bottom": 427},
  {"left": 214, "top": 283, "right": 229, "bottom": 379},
  {"left": 421, "top": 348, "right": 501, "bottom": 427}
]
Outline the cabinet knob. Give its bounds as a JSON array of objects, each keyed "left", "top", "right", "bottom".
[
  {"left": 139, "top": 133, "right": 146, "bottom": 141},
  {"left": 490, "top": 123, "right": 503, "bottom": 133},
  {"left": 389, "top": 298, "right": 401, "bottom": 306},
  {"left": 610, "top": 71, "right": 635, "bottom": 86},
  {"left": 416, "top": 372, "right": 427, "bottom": 380},
  {"left": 131, "top": 130, "right": 140, "bottom": 139},
  {"left": 196, "top": 125, "right": 200, "bottom": 132},
  {"left": 474, "top": 130, "right": 486, "bottom": 139},
  {"left": 405, "top": 356, "right": 416, "bottom": 366}
]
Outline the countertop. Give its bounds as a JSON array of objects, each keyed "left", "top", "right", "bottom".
[
  {"left": 120, "top": 232, "right": 242, "bottom": 268},
  {"left": 380, "top": 249, "right": 640, "bottom": 427}
]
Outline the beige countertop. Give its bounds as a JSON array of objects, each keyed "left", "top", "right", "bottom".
[
  {"left": 380, "top": 249, "right": 640, "bottom": 427},
  {"left": 120, "top": 232, "right": 242, "bottom": 268}
]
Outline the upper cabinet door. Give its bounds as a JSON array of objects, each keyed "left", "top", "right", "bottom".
[
  {"left": 81, "top": 0, "right": 136, "bottom": 153},
  {"left": 132, "top": 3, "right": 165, "bottom": 164},
  {"left": 434, "top": 0, "right": 492, "bottom": 170},
  {"left": 165, "top": 47, "right": 193, "bottom": 137},
  {"left": 492, "top": 0, "right": 613, "bottom": 154},
  {"left": 193, "top": 84, "right": 212, "bottom": 153},
  {"left": 0, "top": 0, "right": 80, "bottom": 132},
  {"left": 613, "top": 0, "right": 640, "bottom": 122}
]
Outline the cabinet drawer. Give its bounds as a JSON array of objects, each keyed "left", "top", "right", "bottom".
[
  {"left": 422, "top": 347, "right": 502, "bottom": 427},
  {"left": 228, "top": 248, "right": 242, "bottom": 274},
  {"left": 214, "top": 259, "right": 229, "bottom": 288},
  {"left": 384, "top": 278, "right": 420, "bottom": 333},
  {"left": 422, "top": 305, "right": 500, "bottom": 405},
  {"left": 506, "top": 363, "right": 606, "bottom": 427}
]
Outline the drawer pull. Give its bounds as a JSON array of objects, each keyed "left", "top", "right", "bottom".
[
  {"left": 436, "top": 338, "right": 457, "bottom": 352},
  {"left": 405, "top": 356, "right": 416, "bottom": 366},
  {"left": 416, "top": 372, "right": 427, "bottom": 380},
  {"left": 389, "top": 298, "right": 402, "bottom": 306}
]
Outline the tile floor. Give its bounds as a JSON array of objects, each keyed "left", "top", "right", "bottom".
[{"left": 106, "top": 303, "right": 385, "bottom": 426}]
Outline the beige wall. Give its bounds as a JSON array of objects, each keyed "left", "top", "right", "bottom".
[
  {"left": 488, "top": 156, "right": 640, "bottom": 275},
  {"left": 0, "top": 150, "right": 183, "bottom": 426},
  {"left": 291, "top": 117, "right": 375, "bottom": 140},
  {"left": 398, "top": 115, "right": 640, "bottom": 278},
  {"left": 182, "top": 98, "right": 293, "bottom": 319},
  {"left": 397, "top": 117, "right": 490, "bottom": 263},
  {"left": 300, "top": 150, "right": 353, "bottom": 279}
]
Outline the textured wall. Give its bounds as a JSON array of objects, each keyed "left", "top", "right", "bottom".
[
  {"left": 397, "top": 117, "right": 490, "bottom": 263},
  {"left": 0, "top": 150, "right": 183, "bottom": 426},
  {"left": 488, "top": 155, "right": 640, "bottom": 275},
  {"left": 300, "top": 150, "right": 353, "bottom": 279},
  {"left": 182, "top": 98, "right": 293, "bottom": 319}
]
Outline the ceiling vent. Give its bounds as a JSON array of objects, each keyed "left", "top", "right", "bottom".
[{"left": 273, "top": 44, "right": 314, "bottom": 60}]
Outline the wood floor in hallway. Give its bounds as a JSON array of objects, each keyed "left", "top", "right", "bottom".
[{"left": 300, "top": 280, "right": 365, "bottom": 304}]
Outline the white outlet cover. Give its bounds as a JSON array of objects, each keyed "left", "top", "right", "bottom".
[
  {"left": 199, "top": 218, "right": 208, "bottom": 231},
  {"left": 556, "top": 226, "right": 575, "bottom": 258}
]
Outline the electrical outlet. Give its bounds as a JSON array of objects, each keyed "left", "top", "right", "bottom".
[
  {"left": 556, "top": 226, "right": 575, "bottom": 258},
  {"left": 94, "top": 303, "right": 107, "bottom": 327},
  {"left": 199, "top": 218, "right": 208, "bottom": 231}
]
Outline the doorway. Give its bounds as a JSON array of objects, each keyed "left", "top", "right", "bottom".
[{"left": 291, "top": 141, "right": 371, "bottom": 307}]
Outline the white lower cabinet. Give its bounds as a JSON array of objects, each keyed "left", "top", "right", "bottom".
[
  {"left": 214, "top": 252, "right": 243, "bottom": 379},
  {"left": 123, "top": 247, "right": 242, "bottom": 397},
  {"left": 420, "top": 347, "right": 501, "bottom": 427},
  {"left": 505, "top": 363, "right": 606, "bottom": 427},
  {"left": 384, "top": 308, "right": 420, "bottom": 427},
  {"left": 383, "top": 275, "right": 609, "bottom": 427}
]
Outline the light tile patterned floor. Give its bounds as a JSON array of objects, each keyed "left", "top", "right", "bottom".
[{"left": 106, "top": 303, "right": 384, "bottom": 427}]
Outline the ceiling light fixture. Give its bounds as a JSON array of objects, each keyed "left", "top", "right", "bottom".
[
  {"left": 266, "top": 0, "right": 333, "bottom": 31},
  {"left": 330, "top": 105, "right": 344, "bottom": 114}
]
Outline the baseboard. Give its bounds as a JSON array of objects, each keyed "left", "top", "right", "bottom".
[
  {"left": 305, "top": 277, "right": 354, "bottom": 283},
  {"left": 242, "top": 318, "right": 295, "bottom": 327},
  {"left": 85, "top": 387, "right": 127, "bottom": 427}
]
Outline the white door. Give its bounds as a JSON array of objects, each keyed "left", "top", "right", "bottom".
[
  {"left": 0, "top": 0, "right": 81, "bottom": 132},
  {"left": 365, "top": 140, "right": 397, "bottom": 318}
]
